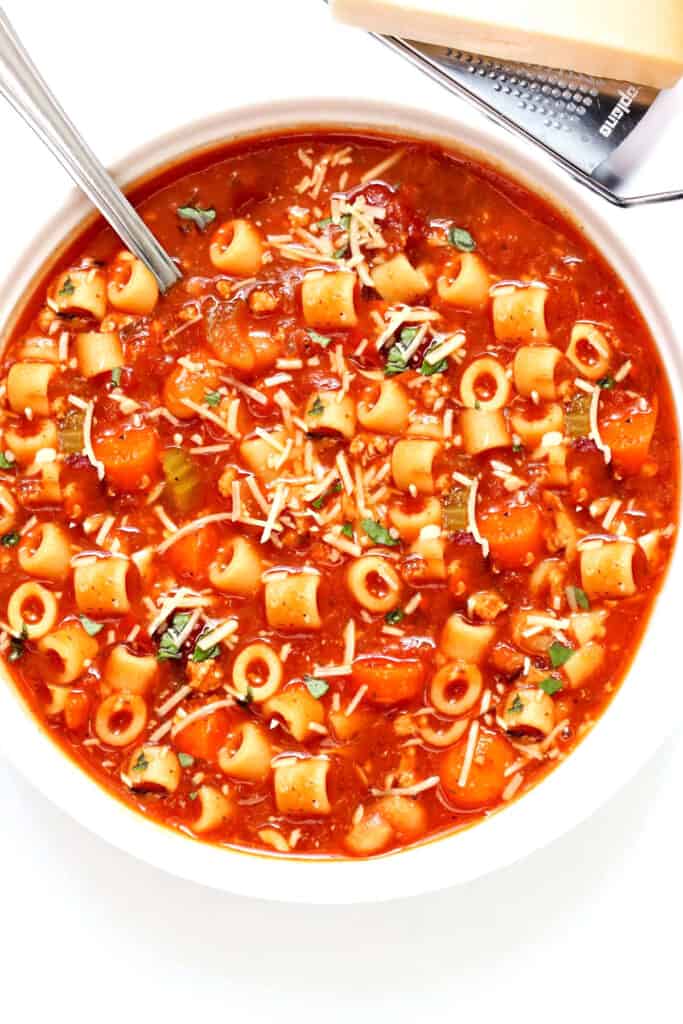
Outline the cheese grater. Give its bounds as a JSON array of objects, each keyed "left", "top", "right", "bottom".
[{"left": 330, "top": 10, "right": 683, "bottom": 207}]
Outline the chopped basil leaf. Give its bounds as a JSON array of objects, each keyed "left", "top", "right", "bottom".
[
  {"left": 385, "top": 607, "right": 404, "bottom": 625},
  {"left": 188, "top": 791, "right": 198, "bottom": 800},
  {"left": 307, "top": 329, "right": 332, "bottom": 348},
  {"left": 58, "top": 275, "right": 75, "bottom": 297},
  {"left": 131, "top": 751, "right": 149, "bottom": 772},
  {"left": 0, "top": 531, "right": 19, "bottom": 547},
  {"left": 340, "top": 522, "right": 354, "bottom": 539},
  {"left": 0, "top": 452, "right": 15, "bottom": 470},
  {"left": 419, "top": 354, "right": 448, "bottom": 376},
  {"left": 191, "top": 638, "right": 221, "bottom": 663},
  {"left": 448, "top": 226, "right": 476, "bottom": 252},
  {"left": 79, "top": 615, "right": 104, "bottom": 637},
  {"left": 597, "top": 375, "right": 615, "bottom": 389},
  {"left": 339, "top": 213, "right": 351, "bottom": 231},
  {"left": 384, "top": 344, "right": 408, "bottom": 376},
  {"left": 204, "top": 390, "right": 222, "bottom": 407},
  {"left": 399, "top": 326, "right": 418, "bottom": 346},
  {"left": 312, "top": 480, "right": 342, "bottom": 511},
  {"left": 156, "top": 612, "right": 191, "bottom": 662},
  {"left": 177, "top": 204, "right": 217, "bottom": 230},
  {"left": 573, "top": 586, "right": 590, "bottom": 610},
  {"left": 308, "top": 396, "right": 325, "bottom": 417},
  {"left": 333, "top": 246, "right": 348, "bottom": 259},
  {"left": 178, "top": 752, "right": 195, "bottom": 768},
  {"left": 509, "top": 694, "right": 524, "bottom": 714},
  {"left": 539, "top": 676, "right": 563, "bottom": 696},
  {"left": 549, "top": 641, "right": 573, "bottom": 668},
  {"left": 361, "top": 518, "right": 399, "bottom": 546},
  {"left": 512, "top": 442, "right": 523, "bottom": 453},
  {"left": 110, "top": 367, "right": 123, "bottom": 387},
  {"left": 303, "top": 674, "right": 329, "bottom": 699}
]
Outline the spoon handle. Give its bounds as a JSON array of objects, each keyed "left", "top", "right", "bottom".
[{"left": 0, "top": 6, "right": 181, "bottom": 292}]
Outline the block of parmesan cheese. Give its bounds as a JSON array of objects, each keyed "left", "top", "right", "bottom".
[{"left": 330, "top": 0, "right": 683, "bottom": 88}]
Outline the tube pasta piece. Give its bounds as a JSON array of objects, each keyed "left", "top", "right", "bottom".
[
  {"left": 107, "top": 252, "right": 159, "bottom": 314},
  {"left": 94, "top": 693, "right": 148, "bottom": 747},
  {"left": 569, "top": 610, "right": 608, "bottom": 647},
  {"left": 263, "top": 683, "right": 325, "bottom": 741},
  {"left": 513, "top": 345, "right": 562, "bottom": 400},
  {"left": 52, "top": 267, "right": 106, "bottom": 319},
  {"left": 357, "top": 379, "right": 411, "bottom": 434},
  {"left": 371, "top": 253, "right": 430, "bottom": 304},
  {"left": 459, "top": 356, "right": 511, "bottom": 411},
  {"left": 18, "top": 523, "right": 71, "bottom": 581},
  {"left": 44, "top": 684, "right": 70, "bottom": 716},
  {"left": 103, "top": 645, "right": 159, "bottom": 696},
  {"left": 509, "top": 401, "right": 564, "bottom": 447},
  {"left": 73, "top": 556, "right": 132, "bottom": 616},
  {"left": 304, "top": 390, "right": 356, "bottom": 439},
  {"left": 7, "top": 362, "right": 56, "bottom": 416},
  {"left": 388, "top": 495, "right": 442, "bottom": 542},
  {"left": 344, "top": 795, "right": 426, "bottom": 855},
  {"left": 76, "top": 332, "right": 124, "bottom": 379},
  {"left": 406, "top": 415, "right": 443, "bottom": 439},
  {"left": 273, "top": 756, "right": 331, "bottom": 816},
  {"left": 563, "top": 642, "right": 605, "bottom": 688},
  {"left": 125, "top": 744, "right": 180, "bottom": 793},
  {"left": 501, "top": 687, "right": 555, "bottom": 737},
  {"left": 38, "top": 620, "right": 99, "bottom": 684},
  {"left": 218, "top": 722, "right": 272, "bottom": 782},
  {"left": 391, "top": 438, "right": 441, "bottom": 494},
  {"left": 0, "top": 485, "right": 18, "bottom": 533},
  {"left": 20, "top": 462, "right": 62, "bottom": 508},
  {"left": 440, "top": 613, "right": 496, "bottom": 664},
  {"left": 430, "top": 661, "right": 483, "bottom": 717},
  {"left": 416, "top": 714, "right": 469, "bottom": 748},
  {"left": 4, "top": 418, "right": 58, "bottom": 465},
  {"left": 460, "top": 408, "right": 511, "bottom": 455},
  {"left": 580, "top": 541, "right": 637, "bottom": 599},
  {"left": 436, "top": 253, "right": 490, "bottom": 308},
  {"left": 566, "top": 323, "right": 611, "bottom": 381},
  {"left": 210, "top": 218, "right": 263, "bottom": 275},
  {"left": 240, "top": 428, "right": 288, "bottom": 483},
  {"left": 347, "top": 555, "right": 402, "bottom": 613},
  {"left": 209, "top": 537, "right": 263, "bottom": 596},
  {"left": 328, "top": 705, "right": 375, "bottom": 741},
  {"left": 264, "top": 572, "right": 321, "bottom": 631},
  {"left": 232, "top": 641, "right": 283, "bottom": 703},
  {"left": 492, "top": 284, "right": 548, "bottom": 342},
  {"left": 406, "top": 529, "right": 447, "bottom": 581},
  {"left": 192, "top": 785, "right": 235, "bottom": 834},
  {"left": 301, "top": 270, "right": 358, "bottom": 329},
  {"left": 7, "top": 581, "right": 58, "bottom": 639}
]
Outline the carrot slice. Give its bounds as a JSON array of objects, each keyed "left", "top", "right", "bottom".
[
  {"left": 175, "top": 708, "right": 231, "bottom": 763},
  {"left": 93, "top": 424, "right": 159, "bottom": 491},
  {"left": 600, "top": 393, "right": 657, "bottom": 474},
  {"left": 439, "top": 730, "right": 515, "bottom": 809},
  {"left": 478, "top": 502, "right": 543, "bottom": 570},
  {"left": 162, "top": 351, "right": 220, "bottom": 420},
  {"left": 351, "top": 656, "right": 425, "bottom": 706},
  {"left": 167, "top": 525, "right": 217, "bottom": 583}
]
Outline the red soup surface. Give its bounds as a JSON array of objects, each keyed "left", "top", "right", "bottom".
[{"left": 0, "top": 131, "right": 677, "bottom": 858}]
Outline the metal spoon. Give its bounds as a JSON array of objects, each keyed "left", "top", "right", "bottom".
[{"left": 0, "top": 5, "right": 181, "bottom": 292}]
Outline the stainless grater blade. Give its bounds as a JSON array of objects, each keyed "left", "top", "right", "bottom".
[{"left": 366, "top": 32, "right": 683, "bottom": 207}]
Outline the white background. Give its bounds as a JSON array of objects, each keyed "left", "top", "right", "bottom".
[{"left": 1, "top": 1, "right": 682, "bottom": 1019}]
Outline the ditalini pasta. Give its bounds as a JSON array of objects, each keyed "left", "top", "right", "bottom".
[{"left": 0, "top": 131, "right": 677, "bottom": 860}]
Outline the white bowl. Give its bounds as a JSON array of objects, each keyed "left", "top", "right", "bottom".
[{"left": 1, "top": 98, "right": 681, "bottom": 904}]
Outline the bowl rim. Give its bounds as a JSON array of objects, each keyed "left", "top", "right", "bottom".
[{"left": 1, "top": 96, "right": 682, "bottom": 904}]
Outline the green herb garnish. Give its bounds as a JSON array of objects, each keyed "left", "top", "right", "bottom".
[
  {"left": 79, "top": 615, "right": 104, "bottom": 637},
  {"left": 191, "top": 637, "right": 221, "bottom": 662},
  {"left": 110, "top": 367, "right": 122, "bottom": 387},
  {"left": 58, "top": 276, "right": 75, "bottom": 297},
  {"left": 339, "top": 213, "right": 351, "bottom": 231},
  {"left": 573, "top": 586, "right": 590, "bottom": 610},
  {"left": 597, "top": 375, "right": 615, "bottom": 390},
  {"left": 177, "top": 204, "right": 217, "bottom": 230},
  {"left": 333, "top": 246, "right": 348, "bottom": 259},
  {"left": 178, "top": 752, "right": 195, "bottom": 768},
  {"left": 419, "top": 354, "right": 448, "bottom": 376},
  {"left": 311, "top": 480, "right": 342, "bottom": 511},
  {"left": 0, "top": 452, "right": 15, "bottom": 470},
  {"left": 512, "top": 442, "right": 523, "bottom": 453},
  {"left": 384, "top": 344, "right": 409, "bottom": 376},
  {"left": 549, "top": 641, "right": 574, "bottom": 668},
  {"left": 539, "top": 677, "right": 563, "bottom": 696},
  {"left": 308, "top": 396, "right": 325, "bottom": 417},
  {"left": 204, "top": 390, "right": 222, "bottom": 407},
  {"left": 361, "top": 518, "right": 399, "bottom": 547},
  {"left": 308, "top": 329, "right": 332, "bottom": 349},
  {"left": 313, "top": 217, "right": 333, "bottom": 229},
  {"left": 0, "top": 531, "right": 19, "bottom": 547},
  {"left": 385, "top": 608, "right": 404, "bottom": 625},
  {"left": 340, "top": 522, "right": 354, "bottom": 539},
  {"left": 448, "top": 226, "right": 476, "bottom": 252},
  {"left": 156, "top": 612, "right": 191, "bottom": 662},
  {"left": 303, "top": 674, "right": 329, "bottom": 699},
  {"left": 131, "top": 750, "right": 149, "bottom": 773},
  {"left": 509, "top": 694, "right": 524, "bottom": 714}
]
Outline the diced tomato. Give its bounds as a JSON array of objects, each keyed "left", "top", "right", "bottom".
[
  {"left": 166, "top": 525, "right": 217, "bottom": 583},
  {"left": 351, "top": 656, "right": 425, "bottom": 706},
  {"left": 93, "top": 425, "right": 160, "bottom": 491},
  {"left": 478, "top": 502, "right": 544, "bottom": 570},
  {"left": 446, "top": 532, "right": 488, "bottom": 601},
  {"left": 599, "top": 391, "right": 657, "bottom": 474},
  {"left": 175, "top": 708, "right": 231, "bottom": 762},
  {"left": 162, "top": 350, "right": 220, "bottom": 419},
  {"left": 439, "top": 730, "right": 515, "bottom": 809}
]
